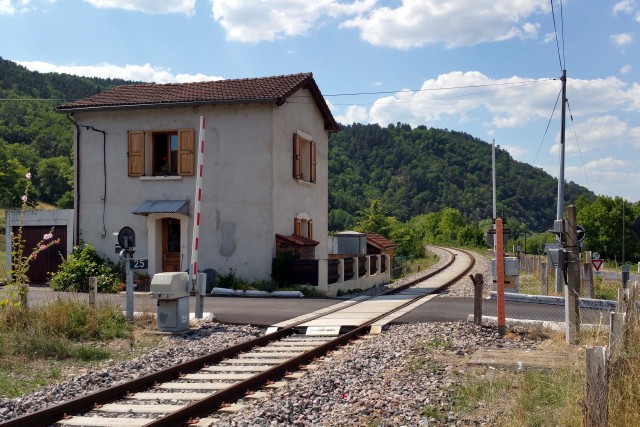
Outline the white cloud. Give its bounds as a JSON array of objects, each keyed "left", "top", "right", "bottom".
[
  {"left": 341, "top": 0, "right": 549, "bottom": 49},
  {"left": 610, "top": 33, "right": 634, "bottom": 48},
  {"left": 543, "top": 32, "right": 556, "bottom": 44},
  {"left": 367, "top": 71, "right": 560, "bottom": 128},
  {"left": 567, "top": 157, "right": 640, "bottom": 201},
  {"left": 17, "top": 61, "right": 223, "bottom": 83},
  {"left": 333, "top": 104, "right": 369, "bottom": 125},
  {"left": 621, "top": 64, "right": 633, "bottom": 74},
  {"left": 0, "top": 0, "right": 31, "bottom": 15},
  {"left": 502, "top": 144, "right": 528, "bottom": 160},
  {"left": 210, "top": 0, "right": 549, "bottom": 48},
  {"left": 82, "top": 0, "right": 195, "bottom": 15},
  {"left": 613, "top": 0, "right": 636, "bottom": 15},
  {"left": 551, "top": 115, "right": 640, "bottom": 156},
  {"left": 211, "top": 0, "right": 376, "bottom": 42}
]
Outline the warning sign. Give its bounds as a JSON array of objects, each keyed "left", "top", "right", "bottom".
[{"left": 592, "top": 259, "right": 604, "bottom": 271}]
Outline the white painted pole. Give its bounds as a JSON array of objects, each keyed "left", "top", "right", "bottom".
[{"left": 190, "top": 117, "right": 206, "bottom": 304}]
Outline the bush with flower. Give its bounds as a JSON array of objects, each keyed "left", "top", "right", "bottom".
[{"left": 1, "top": 172, "right": 61, "bottom": 308}]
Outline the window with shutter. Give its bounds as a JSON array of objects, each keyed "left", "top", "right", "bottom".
[
  {"left": 178, "top": 129, "right": 195, "bottom": 176},
  {"left": 310, "top": 141, "right": 317, "bottom": 183},
  {"left": 128, "top": 131, "right": 145, "bottom": 176},
  {"left": 293, "top": 132, "right": 316, "bottom": 184},
  {"left": 307, "top": 219, "right": 313, "bottom": 240},
  {"left": 293, "top": 134, "right": 302, "bottom": 179},
  {"left": 294, "top": 218, "right": 302, "bottom": 236}
]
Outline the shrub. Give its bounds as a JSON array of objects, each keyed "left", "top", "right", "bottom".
[
  {"left": 252, "top": 279, "right": 278, "bottom": 293},
  {"left": 50, "top": 244, "right": 122, "bottom": 293},
  {"left": 217, "top": 270, "right": 238, "bottom": 289}
]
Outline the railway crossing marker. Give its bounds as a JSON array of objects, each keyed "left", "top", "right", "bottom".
[{"left": 592, "top": 259, "right": 604, "bottom": 271}]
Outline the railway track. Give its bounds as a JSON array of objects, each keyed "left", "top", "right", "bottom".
[{"left": 0, "top": 247, "right": 474, "bottom": 427}]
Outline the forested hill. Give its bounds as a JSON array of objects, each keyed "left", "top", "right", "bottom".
[
  {"left": 0, "top": 57, "right": 136, "bottom": 208},
  {"left": 328, "top": 123, "right": 594, "bottom": 232},
  {"left": 1, "top": 56, "right": 593, "bottom": 233},
  {"left": 0, "top": 57, "right": 134, "bottom": 105}
]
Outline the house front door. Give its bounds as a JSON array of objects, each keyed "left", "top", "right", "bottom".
[{"left": 162, "top": 218, "right": 181, "bottom": 272}]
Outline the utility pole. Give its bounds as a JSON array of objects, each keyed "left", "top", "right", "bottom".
[
  {"left": 492, "top": 139, "right": 497, "bottom": 221},
  {"left": 555, "top": 69, "right": 567, "bottom": 293}
]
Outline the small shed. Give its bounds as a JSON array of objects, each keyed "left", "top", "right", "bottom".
[
  {"left": 365, "top": 233, "right": 397, "bottom": 267},
  {"left": 330, "top": 231, "right": 367, "bottom": 255}
]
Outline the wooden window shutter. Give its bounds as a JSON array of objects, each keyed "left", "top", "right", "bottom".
[
  {"left": 293, "top": 134, "right": 302, "bottom": 179},
  {"left": 310, "top": 141, "right": 317, "bottom": 183},
  {"left": 307, "top": 219, "right": 313, "bottom": 240},
  {"left": 294, "top": 218, "right": 301, "bottom": 236},
  {"left": 128, "top": 131, "right": 145, "bottom": 176},
  {"left": 178, "top": 129, "right": 195, "bottom": 176}
]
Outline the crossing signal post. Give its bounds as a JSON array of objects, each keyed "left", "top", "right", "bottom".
[{"left": 495, "top": 218, "right": 506, "bottom": 335}]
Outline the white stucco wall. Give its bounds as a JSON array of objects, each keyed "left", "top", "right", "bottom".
[
  {"left": 71, "top": 89, "right": 330, "bottom": 282},
  {"left": 272, "top": 88, "right": 330, "bottom": 260}
]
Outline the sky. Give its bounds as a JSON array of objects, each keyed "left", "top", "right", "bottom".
[{"left": 1, "top": 0, "right": 640, "bottom": 204}]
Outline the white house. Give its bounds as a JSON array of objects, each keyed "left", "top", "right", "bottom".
[{"left": 57, "top": 73, "right": 339, "bottom": 283}]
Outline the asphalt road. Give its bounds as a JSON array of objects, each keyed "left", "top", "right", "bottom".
[{"left": 23, "top": 288, "right": 612, "bottom": 327}]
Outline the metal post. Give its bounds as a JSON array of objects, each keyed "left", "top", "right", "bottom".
[
  {"left": 190, "top": 116, "right": 206, "bottom": 291},
  {"left": 125, "top": 251, "right": 134, "bottom": 321},
  {"left": 496, "top": 218, "right": 506, "bottom": 335},
  {"left": 556, "top": 69, "right": 568, "bottom": 295},
  {"left": 565, "top": 205, "right": 580, "bottom": 344},
  {"left": 195, "top": 272, "right": 205, "bottom": 319},
  {"left": 472, "top": 273, "right": 484, "bottom": 325}
]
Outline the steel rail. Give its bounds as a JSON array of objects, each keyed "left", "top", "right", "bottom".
[
  {"left": 0, "top": 247, "right": 472, "bottom": 427},
  {"left": 144, "top": 249, "right": 474, "bottom": 427}
]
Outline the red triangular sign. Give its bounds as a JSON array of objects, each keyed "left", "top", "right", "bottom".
[{"left": 592, "top": 259, "right": 604, "bottom": 271}]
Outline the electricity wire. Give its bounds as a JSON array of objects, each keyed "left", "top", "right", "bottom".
[
  {"left": 550, "top": 0, "right": 564, "bottom": 72},
  {"left": 567, "top": 100, "right": 592, "bottom": 191},
  {"left": 533, "top": 86, "right": 562, "bottom": 166},
  {"left": 320, "top": 78, "right": 555, "bottom": 97}
]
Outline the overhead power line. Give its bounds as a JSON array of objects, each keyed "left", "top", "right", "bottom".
[
  {"left": 321, "top": 78, "right": 556, "bottom": 97},
  {"left": 533, "top": 86, "right": 562, "bottom": 166}
]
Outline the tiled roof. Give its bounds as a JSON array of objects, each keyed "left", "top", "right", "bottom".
[
  {"left": 57, "top": 72, "right": 339, "bottom": 131},
  {"left": 366, "top": 233, "right": 397, "bottom": 249},
  {"left": 276, "top": 234, "right": 320, "bottom": 247}
]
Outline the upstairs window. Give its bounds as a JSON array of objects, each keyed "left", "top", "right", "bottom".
[
  {"left": 128, "top": 129, "right": 195, "bottom": 177},
  {"left": 153, "top": 132, "right": 179, "bottom": 176},
  {"left": 293, "top": 132, "right": 316, "bottom": 183}
]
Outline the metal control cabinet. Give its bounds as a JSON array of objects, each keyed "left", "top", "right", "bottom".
[
  {"left": 492, "top": 257, "right": 520, "bottom": 292},
  {"left": 150, "top": 272, "right": 190, "bottom": 332}
]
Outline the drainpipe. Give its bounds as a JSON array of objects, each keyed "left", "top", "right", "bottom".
[{"left": 65, "top": 114, "right": 80, "bottom": 246}]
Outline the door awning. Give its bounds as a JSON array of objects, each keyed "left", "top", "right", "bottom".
[{"left": 132, "top": 200, "right": 189, "bottom": 216}]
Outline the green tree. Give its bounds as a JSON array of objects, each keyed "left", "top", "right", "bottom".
[
  {"left": 355, "top": 199, "right": 392, "bottom": 236},
  {"left": 35, "top": 156, "right": 73, "bottom": 204}
]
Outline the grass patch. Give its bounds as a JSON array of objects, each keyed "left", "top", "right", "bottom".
[
  {"left": 0, "top": 357, "right": 63, "bottom": 398},
  {"left": 0, "top": 299, "right": 145, "bottom": 397},
  {"left": 420, "top": 404, "right": 444, "bottom": 420},
  {"left": 449, "top": 364, "right": 583, "bottom": 426}
]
